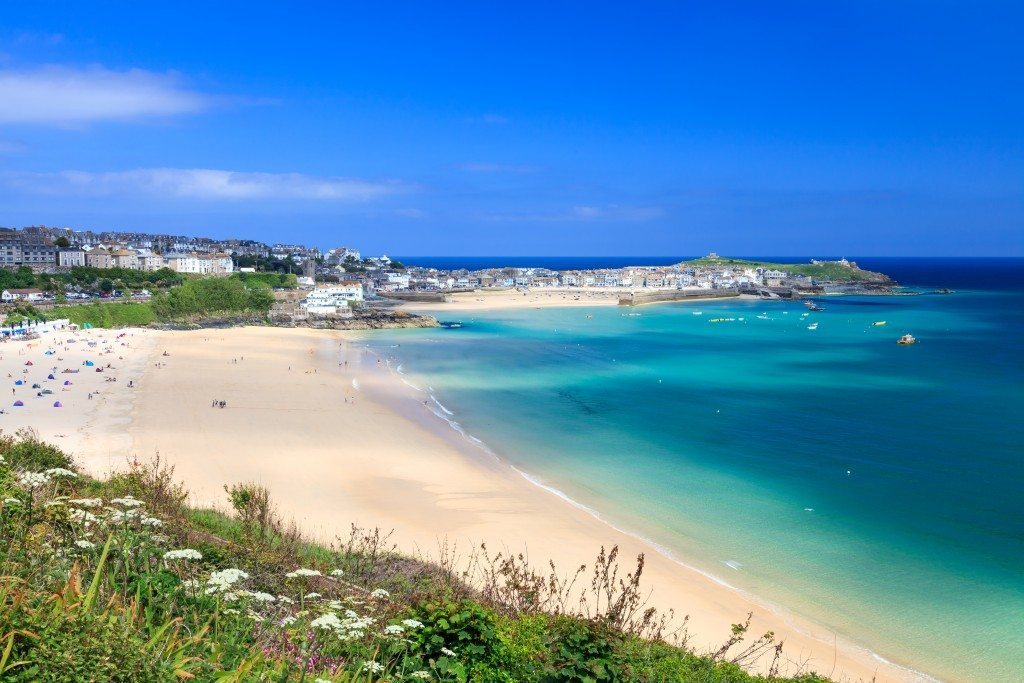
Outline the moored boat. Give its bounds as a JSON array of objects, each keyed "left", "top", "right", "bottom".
[{"left": 897, "top": 333, "right": 917, "bottom": 345}]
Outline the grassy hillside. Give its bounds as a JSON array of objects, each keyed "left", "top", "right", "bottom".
[
  {"left": 0, "top": 433, "right": 834, "bottom": 682},
  {"left": 37, "top": 277, "right": 277, "bottom": 329},
  {"left": 679, "top": 257, "right": 890, "bottom": 283}
]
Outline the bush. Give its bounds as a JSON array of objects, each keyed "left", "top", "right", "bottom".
[{"left": 0, "top": 429, "right": 73, "bottom": 470}]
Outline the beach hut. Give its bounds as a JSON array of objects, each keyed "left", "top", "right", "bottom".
[
  {"left": 13, "top": 401, "right": 23, "bottom": 407},
  {"left": 63, "top": 380, "right": 72, "bottom": 386},
  {"left": 53, "top": 401, "right": 62, "bottom": 408}
]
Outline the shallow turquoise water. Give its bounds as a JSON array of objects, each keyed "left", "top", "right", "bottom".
[{"left": 364, "top": 289, "right": 1023, "bottom": 682}]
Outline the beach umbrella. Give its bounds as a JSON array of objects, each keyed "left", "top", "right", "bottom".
[
  {"left": 63, "top": 380, "right": 72, "bottom": 385},
  {"left": 13, "top": 401, "right": 23, "bottom": 406},
  {"left": 53, "top": 401, "right": 62, "bottom": 407}
]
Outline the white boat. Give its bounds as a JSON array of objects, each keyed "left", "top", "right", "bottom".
[{"left": 807, "top": 323, "right": 818, "bottom": 330}]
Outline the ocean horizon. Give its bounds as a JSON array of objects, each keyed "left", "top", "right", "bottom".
[{"left": 365, "top": 257, "right": 1024, "bottom": 682}]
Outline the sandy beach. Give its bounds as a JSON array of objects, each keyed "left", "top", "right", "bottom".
[
  {"left": 56, "top": 324, "right": 920, "bottom": 683},
  {"left": 400, "top": 287, "right": 626, "bottom": 312},
  {"left": 0, "top": 323, "right": 927, "bottom": 682},
  {"left": 399, "top": 287, "right": 757, "bottom": 313},
  {"left": 0, "top": 326, "right": 156, "bottom": 468}
]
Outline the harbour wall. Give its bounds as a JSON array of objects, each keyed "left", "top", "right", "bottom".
[{"left": 618, "top": 290, "right": 740, "bottom": 306}]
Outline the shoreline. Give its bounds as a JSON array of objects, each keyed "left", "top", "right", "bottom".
[
  {"left": 99, "top": 325, "right": 934, "bottom": 682},
  {"left": 365, "top": 340, "right": 940, "bottom": 683},
  {"left": 0, "top": 321, "right": 943, "bottom": 681}
]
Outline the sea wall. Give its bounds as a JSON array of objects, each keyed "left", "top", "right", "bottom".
[{"left": 618, "top": 290, "right": 739, "bottom": 306}]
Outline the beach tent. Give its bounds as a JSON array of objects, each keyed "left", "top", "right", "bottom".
[
  {"left": 63, "top": 380, "right": 72, "bottom": 386},
  {"left": 53, "top": 401, "right": 62, "bottom": 407},
  {"left": 31, "top": 383, "right": 40, "bottom": 389},
  {"left": 24, "top": 361, "right": 33, "bottom": 366},
  {"left": 84, "top": 360, "right": 94, "bottom": 367},
  {"left": 47, "top": 374, "right": 55, "bottom": 380},
  {"left": 14, "top": 380, "right": 23, "bottom": 386},
  {"left": 13, "top": 401, "right": 23, "bottom": 406},
  {"left": 83, "top": 323, "right": 93, "bottom": 330},
  {"left": 44, "top": 350, "right": 55, "bottom": 356}
]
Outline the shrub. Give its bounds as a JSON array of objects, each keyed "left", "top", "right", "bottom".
[{"left": 0, "top": 429, "right": 73, "bottom": 470}]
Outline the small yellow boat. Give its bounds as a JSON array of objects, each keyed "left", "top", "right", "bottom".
[
  {"left": 872, "top": 321, "right": 887, "bottom": 326},
  {"left": 897, "top": 334, "right": 917, "bottom": 345}
]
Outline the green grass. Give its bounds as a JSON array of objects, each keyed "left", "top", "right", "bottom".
[
  {"left": 680, "top": 257, "right": 890, "bottom": 282},
  {"left": 0, "top": 437, "right": 837, "bottom": 682},
  {"left": 40, "top": 277, "right": 276, "bottom": 329},
  {"left": 50, "top": 301, "right": 158, "bottom": 328}
]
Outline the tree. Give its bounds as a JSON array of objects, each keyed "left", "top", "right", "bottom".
[{"left": 53, "top": 236, "right": 70, "bottom": 248}]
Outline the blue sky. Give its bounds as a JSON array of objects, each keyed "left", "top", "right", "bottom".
[{"left": 0, "top": 1, "right": 1021, "bottom": 255}]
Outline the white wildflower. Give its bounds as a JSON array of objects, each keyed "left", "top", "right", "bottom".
[
  {"left": 410, "top": 672, "right": 432, "bottom": 680},
  {"left": 110, "top": 496, "right": 143, "bottom": 507},
  {"left": 18, "top": 471, "right": 50, "bottom": 489},
  {"left": 141, "top": 516, "right": 163, "bottom": 527},
  {"left": 330, "top": 568, "right": 344, "bottom": 577},
  {"left": 370, "top": 588, "right": 390, "bottom": 599},
  {"left": 223, "top": 608, "right": 240, "bottom": 615},
  {"left": 108, "top": 508, "right": 141, "bottom": 523},
  {"left": 362, "top": 661, "right": 385, "bottom": 674},
  {"left": 163, "top": 549, "right": 203, "bottom": 562},
  {"left": 344, "top": 609, "right": 359, "bottom": 618},
  {"left": 241, "top": 590, "right": 276, "bottom": 603},
  {"left": 311, "top": 612, "right": 343, "bottom": 631},
  {"left": 285, "top": 568, "right": 322, "bottom": 578},
  {"left": 402, "top": 618, "right": 424, "bottom": 629},
  {"left": 280, "top": 616, "right": 297, "bottom": 626},
  {"left": 205, "top": 568, "right": 249, "bottom": 593},
  {"left": 182, "top": 579, "right": 200, "bottom": 590},
  {"left": 69, "top": 498, "right": 102, "bottom": 508},
  {"left": 3, "top": 497, "right": 20, "bottom": 505},
  {"left": 277, "top": 595, "right": 295, "bottom": 605},
  {"left": 315, "top": 679, "right": 332, "bottom": 683},
  {"left": 441, "top": 647, "right": 456, "bottom": 657},
  {"left": 305, "top": 592, "right": 321, "bottom": 600},
  {"left": 44, "top": 467, "right": 77, "bottom": 479},
  {"left": 44, "top": 500, "right": 66, "bottom": 508},
  {"left": 0, "top": 454, "right": 5, "bottom": 465},
  {"left": 70, "top": 508, "right": 99, "bottom": 524},
  {"left": 384, "top": 624, "right": 404, "bottom": 635},
  {"left": 75, "top": 539, "right": 95, "bottom": 549}
]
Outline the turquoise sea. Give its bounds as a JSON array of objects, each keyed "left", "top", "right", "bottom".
[{"left": 364, "top": 260, "right": 1023, "bottom": 682}]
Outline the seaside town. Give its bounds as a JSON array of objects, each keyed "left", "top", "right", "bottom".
[{"left": 0, "top": 225, "right": 893, "bottom": 321}]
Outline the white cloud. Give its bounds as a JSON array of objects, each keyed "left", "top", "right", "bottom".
[
  {"left": 0, "top": 66, "right": 211, "bottom": 124},
  {"left": 2, "top": 168, "right": 404, "bottom": 201}
]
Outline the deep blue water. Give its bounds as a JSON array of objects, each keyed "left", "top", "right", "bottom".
[{"left": 366, "top": 258, "right": 1023, "bottom": 681}]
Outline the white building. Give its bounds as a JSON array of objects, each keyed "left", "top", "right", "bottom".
[
  {"left": 300, "top": 283, "right": 364, "bottom": 315},
  {"left": 57, "top": 249, "right": 86, "bottom": 268},
  {"left": 1, "top": 288, "right": 45, "bottom": 302}
]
